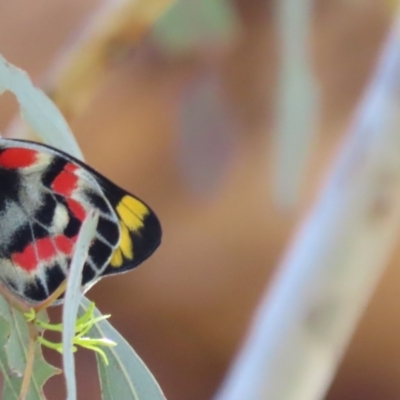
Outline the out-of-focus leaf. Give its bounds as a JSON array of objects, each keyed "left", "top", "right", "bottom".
[
  {"left": 0, "top": 53, "right": 83, "bottom": 160},
  {"left": 153, "top": 0, "right": 237, "bottom": 52},
  {"left": 63, "top": 211, "right": 99, "bottom": 400},
  {"left": 274, "top": 0, "right": 318, "bottom": 207},
  {"left": 79, "top": 297, "right": 166, "bottom": 400},
  {"left": 179, "top": 72, "right": 237, "bottom": 195},
  {"left": 0, "top": 296, "right": 59, "bottom": 400}
]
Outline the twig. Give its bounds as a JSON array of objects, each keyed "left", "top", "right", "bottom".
[
  {"left": 44, "top": 0, "right": 175, "bottom": 120},
  {"left": 18, "top": 323, "right": 38, "bottom": 400},
  {"left": 5, "top": 0, "right": 175, "bottom": 140}
]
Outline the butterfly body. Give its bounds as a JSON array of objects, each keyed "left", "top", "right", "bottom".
[{"left": 0, "top": 139, "right": 162, "bottom": 305}]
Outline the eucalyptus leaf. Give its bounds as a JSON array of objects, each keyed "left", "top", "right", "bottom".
[
  {"left": 0, "top": 296, "right": 59, "bottom": 400},
  {"left": 0, "top": 53, "right": 83, "bottom": 160},
  {"left": 0, "top": 313, "right": 20, "bottom": 399},
  {"left": 79, "top": 297, "right": 166, "bottom": 400},
  {"left": 63, "top": 210, "right": 99, "bottom": 400}
]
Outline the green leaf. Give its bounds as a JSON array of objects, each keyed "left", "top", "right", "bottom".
[
  {"left": 153, "top": 0, "right": 237, "bottom": 53},
  {"left": 63, "top": 210, "right": 99, "bottom": 400},
  {"left": 0, "top": 53, "right": 83, "bottom": 160},
  {"left": 79, "top": 298, "right": 166, "bottom": 400},
  {"left": 0, "top": 296, "right": 60, "bottom": 400},
  {"left": 0, "top": 313, "right": 20, "bottom": 399}
]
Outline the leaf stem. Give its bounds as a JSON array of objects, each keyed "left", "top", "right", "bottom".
[{"left": 18, "top": 323, "right": 38, "bottom": 400}]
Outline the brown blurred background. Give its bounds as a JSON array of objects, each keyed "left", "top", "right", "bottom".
[{"left": 0, "top": 0, "right": 398, "bottom": 399}]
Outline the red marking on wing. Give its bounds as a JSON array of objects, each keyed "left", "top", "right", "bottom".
[
  {"left": 67, "top": 198, "right": 86, "bottom": 222},
  {"left": 52, "top": 163, "right": 79, "bottom": 196},
  {"left": 0, "top": 148, "right": 38, "bottom": 169},
  {"left": 51, "top": 164, "right": 86, "bottom": 221},
  {"left": 12, "top": 235, "right": 79, "bottom": 272},
  {"left": 65, "top": 163, "right": 78, "bottom": 173},
  {"left": 36, "top": 237, "right": 57, "bottom": 261},
  {"left": 12, "top": 244, "right": 38, "bottom": 272},
  {"left": 55, "top": 235, "right": 76, "bottom": 254}
]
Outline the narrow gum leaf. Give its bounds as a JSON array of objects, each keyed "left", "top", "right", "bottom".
[
  {"left": 79, "top": 297, "right": 166, "bottom": 400},
  {"left": 0, "top": 54, "right": 83, "bottom": 160},
  {"left": 0, "top": 296, "right": 60, "bottom": 400},
  {"left": 63, "top": 210, "right": 99, "bottom": 400}
]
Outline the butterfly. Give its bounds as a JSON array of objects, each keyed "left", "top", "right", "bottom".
[{"left": 0, "top": 138, "right": 162, "bottom": 306}]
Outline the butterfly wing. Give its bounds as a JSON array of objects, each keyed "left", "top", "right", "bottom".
[
  {"left": 97, "top": 184, "right": 162, "bottom": 277},
  {"left": 0, "top": 140, "right": 161, "bottom": 305},
  {"left": 27, "top": 140, "right": 163, "bottom": 280}
]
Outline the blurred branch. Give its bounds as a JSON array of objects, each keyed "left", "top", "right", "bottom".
[
  {"left": 216, "top": 10, "right": 400, "bottom": 400},
  {"left": 47, "top": 0, "right": 175, "bottom": 120},
  {"left": 6, "top": 0, "right": 174, "bottom": 137},
  {"left": 274, "top": 0, "right": 318, "bottom": 207}
]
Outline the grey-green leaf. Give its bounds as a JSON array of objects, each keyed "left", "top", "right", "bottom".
[
  {"left": 63, "top": 210, "right": 99, "bottom": 400},
  {"left": 0, "top": 53, "right": 83, "bottom": 160},
  {"left": 0, "top": 313, "right": 21, "bottom": 400},
  {"left": 0, "top": 296, "right": 60, "bottom": 400},
  {"left": 153, "top": 0, "right": 237, "bottom": 53},
  {"left": 79, "top": 297, "right": 166, "bottom": 400}
]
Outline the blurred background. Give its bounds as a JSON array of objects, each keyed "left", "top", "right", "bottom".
[{"left": 0, "top": 0, "right": 398, "bottom": 399}]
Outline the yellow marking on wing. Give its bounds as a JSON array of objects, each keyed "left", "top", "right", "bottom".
[
  {"left": 110, "top": 248, "right": 123, "bottom": 267},
  {"left": 122, "top": 195, "right": 149, "bottom": 216},
  {"left": 120, "top": 222, "right": 133, "bottom": 260},
  {"left": 116, "top": 195, "right": 149, "bottom": 231},
  {"left": 110, "top": 195, "right": 149, "bottom": 268}
]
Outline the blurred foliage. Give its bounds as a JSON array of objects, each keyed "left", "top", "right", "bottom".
[{"left": 153, "top": 0, "right": 238, "bottom": 52}]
